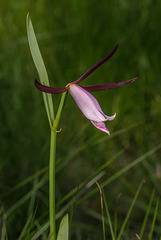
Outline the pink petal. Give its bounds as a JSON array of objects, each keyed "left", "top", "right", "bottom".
[
  {"left": 105, "top": 113, "right": 116, "bottom": 121},
  {"left": 69, "top": 84, "right": 109, "bottom": 122},
  {"left": 91, "top": 120, "right": 110, "bottom": 135},
  {"left": 69, "top": 83, "right": 116, "bottom": 128}
]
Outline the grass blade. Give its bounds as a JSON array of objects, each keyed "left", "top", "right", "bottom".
[
  {"left": 117, "top": 180, "right": 144, "bottom": 240},
  {"left": 139, "top": 188, "right": 155, "bottom": 239},
  {"left": 80, "top": 143, "right": 161, "bottom": 201},
  {"left": 35, "top": 221, "right": 48, "bottom": 240},
  {"left": 25, "top": 201, "right": 39, "bottom": 240},
  {"left": 6, "top": 174, "right": 48, "bottom": 218},
  {"left": 7, "top": 167, "right": 47, "bottom": 195},
  {"left": 57, "top": 149, "right": 124, "bottom": 207},
  {"left": 149, "top": 197, "right": 160, "bottom": 240},
  {"left": 103, "top": 192, "right": 115, "bottom": 240},
  {"left": 18, "top": 216, "right": 32, "bottom": 240},
  {"left": 30, "top": 222, "right": 49, "bottom": 240},
  {"left": 114, "top": 194, "right": 121, "bottom": 239},
  {"left": 96, "top": 183, "right": 106, "bottom": 240},
  {"left": 18, "top": 179, "right": 39, "bottom": 240},
  {"left": 1, "top": 209, "right": 8, "bottom": 240}
]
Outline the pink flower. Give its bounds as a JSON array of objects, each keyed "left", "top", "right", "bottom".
[
  {"left": 69, "top": 84, "right": 116, "bottom": 134},
  {"left": 35, "top": 44, "right": 136, "bottom": 134}
]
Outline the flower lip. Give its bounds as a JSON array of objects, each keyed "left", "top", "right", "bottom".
[
  {"left": 91, "top": 120, "right": 111, "bottom": 135},
  {"left": 69, "top": 83, "right": 116, "bottom": 135},
  {"left": 69, "top": 83, "right": 116, "bottom": 122}
]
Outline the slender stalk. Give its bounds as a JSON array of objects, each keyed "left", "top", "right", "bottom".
[
  {"left": 49, "top": 128, "right": 57, "bottom": 240},
  {"left": 49, "top": 92, "right": 67, "bottom": 239},
  {"left": 53, "top": 91, "right": 67, "bottom": 131}
]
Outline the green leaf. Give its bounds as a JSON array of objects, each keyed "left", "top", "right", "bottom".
[
  {"left": 57, "top": 214, "right": 69, "bottom": 240},
  {"left": 26, "top": 13, "right": 54, "bottom": 126}
]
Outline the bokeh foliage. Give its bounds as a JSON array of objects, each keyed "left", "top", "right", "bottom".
[{"left": 0, "top": 0, "right": 161, "bottom": 239}]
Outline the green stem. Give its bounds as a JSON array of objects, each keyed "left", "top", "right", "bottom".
[
  {"left": 53, "top": 92, "right": 68, "bottom": 131},
  {"left": 49, "top": 91, "right": 67, "bottom": 240},
  {"left": 49, "top": 128, "right": 57, "bottom": 240}
]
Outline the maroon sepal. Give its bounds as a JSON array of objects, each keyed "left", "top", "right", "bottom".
[
  {"left": 79, "top": 78, "right": 137, "bottom": 92},
  {"left": 35, "top": 79, "right": 68, "bottom": 94},
  {"left": 72, "top": 44, "right": 119, "bottom": 84}
]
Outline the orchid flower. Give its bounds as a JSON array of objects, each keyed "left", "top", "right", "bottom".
[{"left": 35, "top": 44, "right": 136, "bottom": 135}]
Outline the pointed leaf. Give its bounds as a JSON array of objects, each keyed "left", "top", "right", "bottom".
[
  {"left": 26, "top": 13, "right": 54, "bottom": 126},
  {"left": 57, "top": 214, "right": 69, "bottom": 240}
]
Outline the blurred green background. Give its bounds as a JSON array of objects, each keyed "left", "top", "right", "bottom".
[{"left": 1, "top": 0, "right": 161, "bottom": 239}]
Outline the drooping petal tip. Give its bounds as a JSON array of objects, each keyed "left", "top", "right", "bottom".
[
  {"left": 91, "top": 120, "right": 110, "bottom": 135},
  {"left": 69, "top": 84, "right": 116, "bottom": 134},
  {"left": 69, "top": 84, "right": 110, "bottom": 122}
]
